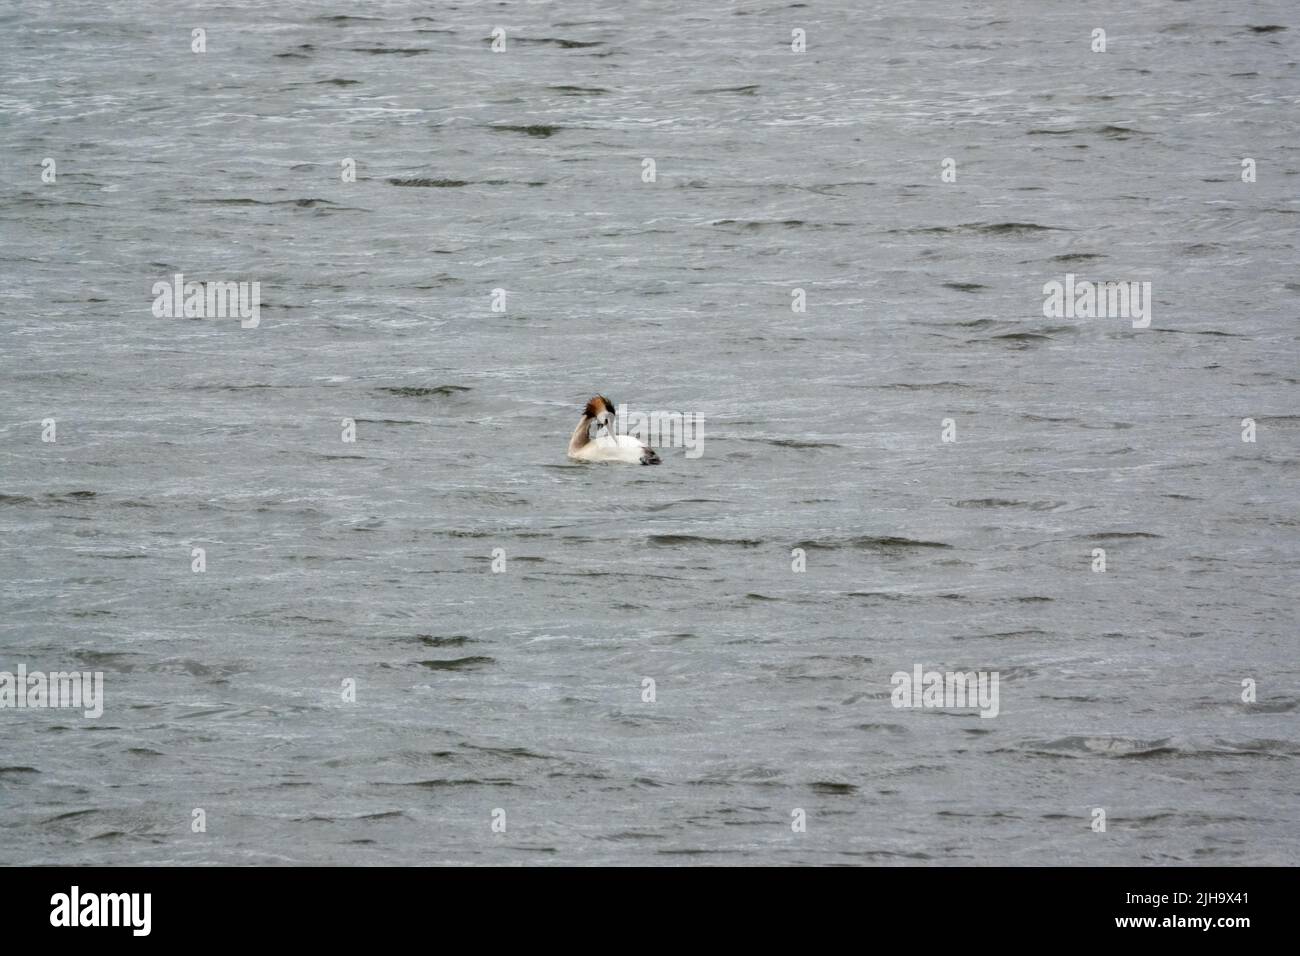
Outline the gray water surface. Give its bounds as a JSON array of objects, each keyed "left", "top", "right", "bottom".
[{"left": 1, "top": 1, "right": 1298, "bottom": 865}]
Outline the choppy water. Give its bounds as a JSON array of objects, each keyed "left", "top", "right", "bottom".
[{"left": 1, "top": 1, "right": 1298, "bottom": 865}]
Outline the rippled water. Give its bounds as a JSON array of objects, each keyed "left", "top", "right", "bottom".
[{"left": 1, "top": 2, "right": 1297, "bottom": 865}]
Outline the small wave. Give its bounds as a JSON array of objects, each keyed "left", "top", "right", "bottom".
[
  {"left": 42, "top": 808, "right": 99, "bottom": 823},
  {"left": 741, "top": 437, "right": 841, "bottom": 449},
  {"left": 889, "top": 221, "right": 1062, "bottom": 237},
  {"left": 377, "top": 385, "right": 470, "bottom": 397},
  {"left": 380, "top": 778, "right": 518, "bottom": 788},
  {"left": 72, "top": 650, "right": 138, "bottom": 668},
  {"left": 656, "top": 848, "right": 731, "bottom": 856},
  {"left": 647, "top": 534, "right": 762, "bottom": 547},
  {"left": 1005, "top": 737, "right": 1178, "bottom": 758},
  {"left": 694, "top": 84, "right": 760, "bottom": 95},
  {"left": 847, "top": 591, "right": 905, "bottom": 601},
  {"left": 1242, "top": 699, "right": 1298, "bottom": 713},
  {"left": 641, "top": 499, "right": 728, "bottom": 512},
  {"left": 348, "top": 47, "right": 430, "bottom": 56},
  {"left": 1000, "top": 735, "right": 1299, "bottom": 759},
  {"left": 600, "top": 830, "right": 668, "bottom": 841},
  {"left": 193, "top": 197, "right": 338, "bottom": 207},
  {"left": 838, "top": 849, "right": 934, "bottom": 860},
  {"left": 388, "top": 178, "right": 470, "bottom": 188},
  {"left": 968, "top": 629, "right": 1049, "bottom": 640},
  {"left": 1103, "top": 124, "right": 1149, "bottom": 138},
  {"left": 1027, "top": 125, "right": 1149, "bottom": 139},
  {"left": 417, "top": 656, "right": 494, "bottom": 671},
  {"left": 975, "top": 221, "right": 1061, "bottom": 235},
  {"left": 855, "top": 723, "right": 908, "bottom": 734},
  {"left": 549, "top": 85, "right": 609, "bottom": 95},
  {"left": 460, "top": 744, "right": 554, "bottom": 761},
  {"left": 408, "top": 635, "right": 471, "bottom": 647},
  {"left": 1149, "top": 328, "right": 1243, "bottom": 338},
  {"left": 490, "top": 124, "right": 562, "bottom": 137},
  {"left": 867, "top": 378, "right": 976, "bottom": 388},
  {"left": 795, "top": 535, "right": 951, "bottom": 551},
  {"left": 1078, "top": 531, "right": 1162, "bottom": 541},
  {"left": 989, "top": 331, "right": 1051, "bottom": 342},
  {"left": 508, "top": 37, "right": 602, "bottom": 49},
  {"left": 809, "top": 781, "right": 858, "bottom": 795},
  {"left": 711, "top": 218, "right": 808, "bottom": 230}
]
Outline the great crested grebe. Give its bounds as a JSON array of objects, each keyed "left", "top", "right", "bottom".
[{"left": 567, "top": 395, "right": 660, "bottom": 465}]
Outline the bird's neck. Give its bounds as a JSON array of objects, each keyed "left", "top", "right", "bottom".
[{"left": 568, "top": 415, "right": 595, "bottom": 454}]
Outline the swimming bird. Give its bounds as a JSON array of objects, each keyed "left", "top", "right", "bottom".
[{"left": 567, "top": 395, "right": 661, "bottom": 465}]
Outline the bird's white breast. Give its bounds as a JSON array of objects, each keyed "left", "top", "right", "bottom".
[{"left": 569, "top": 434, "right": 648, "bottom": 463}]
